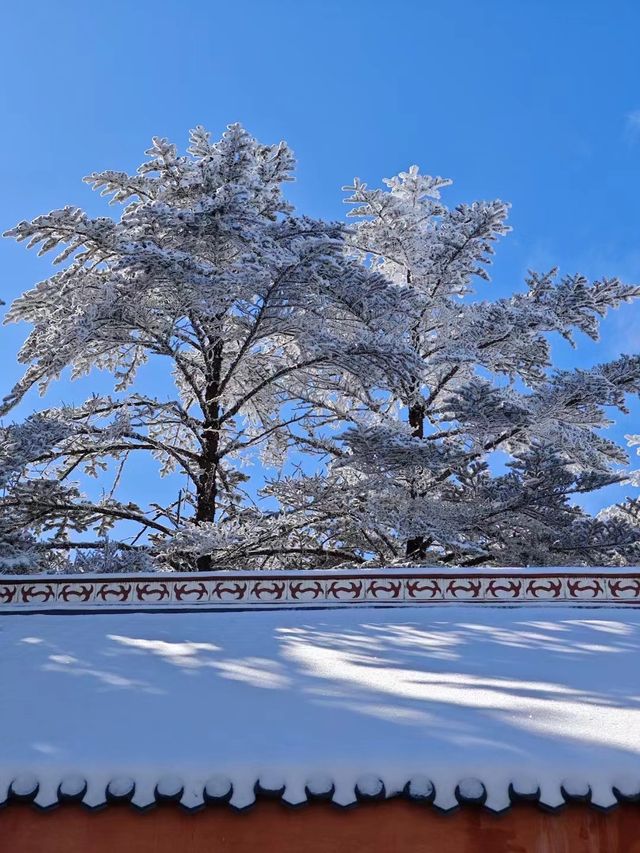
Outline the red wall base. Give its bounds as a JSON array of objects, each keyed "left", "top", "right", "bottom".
[{"left": 1, "top": 799, "right": 640, "bottom": 853}]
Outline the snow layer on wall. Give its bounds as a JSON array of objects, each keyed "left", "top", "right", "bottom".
[{"left": 1, "top": 606, "right": 639, "bottom": 812}]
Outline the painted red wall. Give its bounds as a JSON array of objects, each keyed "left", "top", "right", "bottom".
[{"left": 2, "top": 799, "right": 640, "bottom": 853}]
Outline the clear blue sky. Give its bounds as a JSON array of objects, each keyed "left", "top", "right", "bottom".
[{"left": 2, "top": 0, "right": 640, "bottom": 517}]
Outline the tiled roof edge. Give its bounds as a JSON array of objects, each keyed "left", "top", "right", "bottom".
[{"left": 1, "top": 772, "right": 636, "bottom": 813}]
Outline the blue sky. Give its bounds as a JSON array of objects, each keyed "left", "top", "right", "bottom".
[{"left": 2, "top": 0, "right": 640, "bottom": 519}]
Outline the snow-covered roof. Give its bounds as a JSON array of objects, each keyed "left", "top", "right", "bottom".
[{"left": 2, "top": 603, "right": 640, "bottom": 813}]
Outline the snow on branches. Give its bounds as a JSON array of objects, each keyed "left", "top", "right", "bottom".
[{"left": 2, "top": 125, "right": 640, "bottom": 572}]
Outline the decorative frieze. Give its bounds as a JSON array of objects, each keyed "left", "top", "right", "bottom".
[{"left": 1, "top": 570, "right": 640, "bottom": 612}]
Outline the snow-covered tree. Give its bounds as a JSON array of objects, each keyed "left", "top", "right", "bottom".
[
  {"left": 3, "top": 124, "right": 640, "bottom": 572},
  {"left": 266, "top": 168, "right": 640, "bottom": 567},
  {"left": 1, "top": 124, "right": 416, "bottom": 571}
]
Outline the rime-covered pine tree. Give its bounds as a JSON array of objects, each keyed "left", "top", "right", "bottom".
[
  {"left": 0, "top": 124, "right": 416, "bottom": 571},
  {"left": 3, "top": 124, "right": 640, "bottom": 572},
  {"left": 267, "top": 168, "right": 640, "bottom": 567}
]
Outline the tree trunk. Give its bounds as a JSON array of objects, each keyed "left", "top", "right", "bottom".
[
  {"left": 405, "top": 266, "right": 428, "bottom": 561},
  {"left": 405, "top": 400, "right": 427, "bottom": 560},
  {"left": 195, "top": 426, "right": 218, "bottom": 572},
  {"left": 195, "top": 427, "right": 219, "bottom": 523},
  {"left": 195, "top": 339, "right": 223, "bottom": 571}
]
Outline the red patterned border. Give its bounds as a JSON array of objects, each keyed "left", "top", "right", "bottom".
[{"left": 1, "top": 570, "right": 640, "bottom": 612}]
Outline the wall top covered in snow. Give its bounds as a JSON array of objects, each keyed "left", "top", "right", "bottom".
[
  {"left": 1, "top": 606, "right": 639, "bottom": 814},
  {"left": 1, "top": 568, "right": 640, "bottom": 612}
]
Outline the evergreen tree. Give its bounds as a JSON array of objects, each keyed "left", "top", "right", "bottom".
[
  {"left": 1, "top": 125, "right": 414, "bottom": 571},
  {"left": 3, "top": 125, "right": 640, "bottom": 571},
  {"left": 269, "top": 168, "right": 640, "bottom": 567}
]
